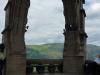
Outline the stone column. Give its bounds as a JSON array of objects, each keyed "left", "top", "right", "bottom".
[
  {"left": 62, "top": 0, "right": 87, "bottom": 75},
  {"left": 2, "top": 0, "right": 30, "bottom": 75}
]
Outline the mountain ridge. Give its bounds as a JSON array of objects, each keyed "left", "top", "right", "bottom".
[{"left": 26, "top": 43, "right": 100, "bottom": 60}]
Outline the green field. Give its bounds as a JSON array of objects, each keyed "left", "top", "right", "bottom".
[
  {"left": 26, "top": 43, "right": 100, "bottom": 60},
  {"left": 26, "top": 43, "right": 64, "bottom": 59}
]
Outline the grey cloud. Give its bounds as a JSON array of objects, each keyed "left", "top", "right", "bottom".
[
  {"left": 25, "top": 0, "right": 65, "bottom": 44},
  {"left": 0, "top": 0, "right": 7, "bottom": 42},
  {"left": 25, "top": 33, "right": 64, "bottom": 45},
  {"left": 26, "top": 0, "right": 100, "bottom": 45},
  {"left": 95, "top": 0, "right": 100, "bottom": 3},
  {"left": 86, "top": 8, "right": 100, "bottom": 19},
  {"left": 87, "top": 33, "right": 100, "bottom": 46},
  {"left": 0, "top": 0, "right": 100, "bottom": 46},
  {"left": 86, "top": 19, "right": 100, "bottom": 27},
  {"left": 85, "top": 1, "right": 100, "bottom": 45}
]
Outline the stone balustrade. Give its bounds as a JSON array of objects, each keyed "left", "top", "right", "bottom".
[{"left": 26, "top": 63, "right": 63, "bottom": 74}]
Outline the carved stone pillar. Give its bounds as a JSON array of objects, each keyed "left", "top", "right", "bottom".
[
  {"left": 2, "top": 0, "right": 30, "bottom": 75},
  {"left": 62, "top": 0, "right": 87, "bottom": 75}
]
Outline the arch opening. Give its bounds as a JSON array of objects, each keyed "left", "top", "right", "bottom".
[{"left": 25, "top": 0, "right": 65, "bottom": 59}]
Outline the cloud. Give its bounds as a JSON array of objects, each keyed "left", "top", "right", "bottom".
[
  {"left": 0, "top": 0, "right": 7, "bottom": 43},
  {"left": 0, "top": 0, "right": 100, "bottom": 46},
  {"left": 85, "top": 0, "right": 100, "bottom": 46},
  {"left": 86, "top": 3, "right": 100, "bottom": 19},
  {"left": 26, "top": 0, "right": 100, "bottom": 45},
  {"left": 25, "top": 0, "right": 65, "bottom": 45}
]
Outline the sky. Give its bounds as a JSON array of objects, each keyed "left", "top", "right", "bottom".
[{"left": 0, "top": 0, "right": 100, "bottom": 46}]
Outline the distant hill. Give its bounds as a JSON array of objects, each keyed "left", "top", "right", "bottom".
[
  {"left": 26, "top": 43, "right": 100, "bottom": 60},
  {"left": 86, "top": 44, "right": 100, "bottom": 60},
  {"left": 26, "top": 43, "right": 64, "bottom": 59}
]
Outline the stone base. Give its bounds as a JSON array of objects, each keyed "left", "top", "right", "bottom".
[
  {"left": 6, "top": 55, "right": 26, "bottom": 75},
  {"left": 63, "top": 56, "right": 84, "bottom": 75}
]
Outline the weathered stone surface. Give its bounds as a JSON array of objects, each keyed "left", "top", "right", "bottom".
[
  {"left": 63, "top": 56, "right": 84, "bottom": 74},
  {"left": 2, "top": 0, "right": 87, "bottom": 75},
  {"left": 62, "top": 0, "right": 87, "bottom": 74},
  {"left": 2, "top": 0, "right": 30, "bottom": 75}
]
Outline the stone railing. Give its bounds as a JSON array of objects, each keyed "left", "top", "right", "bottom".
[{"left": 26, "top": 59, "right": 63, "bottom": 74}]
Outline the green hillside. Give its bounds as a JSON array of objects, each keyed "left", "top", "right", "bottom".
[
  {"left": 86, "top": 44, "right": 100, "bottom": 60},
  {"left": 26, "top": 43, "right": 64, "bottom": 59},
  {"left": 26, "top": 43, "right": 100, "bottom": 60}
]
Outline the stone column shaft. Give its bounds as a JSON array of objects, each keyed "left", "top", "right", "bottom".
[
  {"left": 62, "top": 0, "right": 86, "bottom": 75},
  {"left": 2, "top": 0, "right": 30, "bottom": 75}
]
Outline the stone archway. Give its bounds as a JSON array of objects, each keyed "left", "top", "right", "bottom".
[{"left": 2, "top": 0, "right": 87, "bottom": 75}]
